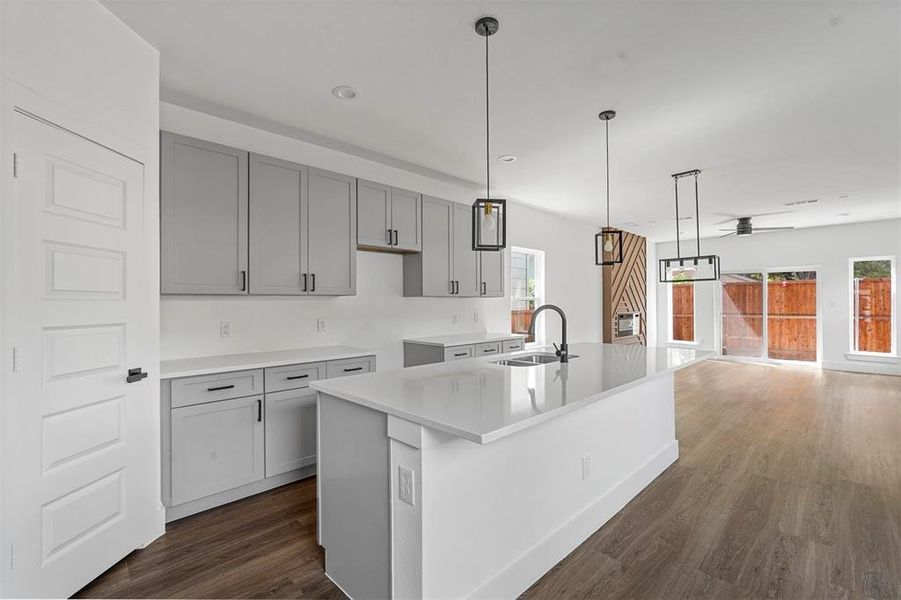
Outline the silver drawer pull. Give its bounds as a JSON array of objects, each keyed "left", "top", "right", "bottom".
[
  {"left": 286, "top": 374, "right": 310, "bottom": 380},
  {"left": 207, "top": 384, "right": 235, "bottom": 392}
]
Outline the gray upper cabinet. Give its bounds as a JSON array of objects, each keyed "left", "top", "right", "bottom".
[
  {"left": 390, "top": 187, "right": 422, "bottom": 251},
  {"left": 480, "top": 250, "right": 504, "bottom": 297},
  {"left": 357, "top": 180, "right": 392, "bottom": 248},
  {"left": 161, "top": 132, "right": 248, "bottom": 294},
  {"left": 249, "top": 153, "right": 307, "bottom": 295},
  {"left": 453, "top": 202, "right": 480, "bottom": 297},
  {"left": 357, "top": 180, "right": 421, "bottom": 252},
  {"left": 307, "top": 168, "right": 357, "bottom": 296}
]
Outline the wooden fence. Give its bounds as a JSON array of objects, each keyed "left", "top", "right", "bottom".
[
  {"left": 511, "top": 309, "right": 535, "bottom": 343},
  {"left": 672, "top": 277, "right": 893, "bottom": 361}
]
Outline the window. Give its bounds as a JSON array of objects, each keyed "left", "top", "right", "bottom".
[
  {"left": 511, "top": 247, "right": 545, "bottom": 345},
  {"left": 669, "top": 280, "right": 695, "bottom": 343},
  {"left": 850, "top": 257, "right": 895, "bottom": 354}
]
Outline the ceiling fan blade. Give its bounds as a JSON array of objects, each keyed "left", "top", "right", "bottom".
[
  {"left": 719, "top": 232, "right": 737, "bottom": 238},
  {"left": 718, "top": 228, "right": 736, "bottom": 231},
  {"left": 713, "top": 210, "right": 796, "bottom": 226},
  {"left": 755, "top": 226, "right": 795, "bottom": 231}
]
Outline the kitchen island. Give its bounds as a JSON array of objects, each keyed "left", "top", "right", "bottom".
[{"left": 311, "top": 342, "right": 711, "bottom": 599}]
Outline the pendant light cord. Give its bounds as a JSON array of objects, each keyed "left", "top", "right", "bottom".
[
  {"left": 605, "top": 117, "right": 610, "bottom": 230},
  {"left": 674, "top": 176, "right": 681, "bottom": 260},
  {"left": 485, "top": 30, "right": 490, "bottom": 201},
  {"left": 694, "top": 172, "right": 701, "bottom": 257}
]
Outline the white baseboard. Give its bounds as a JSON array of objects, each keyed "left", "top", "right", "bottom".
[
  {"left": 822, "top": 360, "right": 901, "bottom": 376},
  {"left": 468, "top": 440, "right": 679, "bottom": 600}
]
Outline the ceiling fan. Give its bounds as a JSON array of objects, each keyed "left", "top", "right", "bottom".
[{"left": 718, "top": 215, "right": 795, "bottom": 237}]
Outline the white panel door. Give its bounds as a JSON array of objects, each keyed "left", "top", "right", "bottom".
[{"left": 6, "top": 111, "right": 156, "bottom": 597}]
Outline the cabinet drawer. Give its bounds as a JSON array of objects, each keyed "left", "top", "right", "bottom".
[
  {"left": 475, "top": 342, "right": 502, "bottom": 356},
  {"left": 444, "top": 345, "right": 474, "bottom": 361},
  {"left": 171, "top": 369, "right": 263, "bottom": 408},
  {"left": 503, "top": 339, "right": 525, "bottom": 353},
  {"left": 265, "top": 362, "right": 325, "bottom": 393},
  {"left": 326, "top": 356, "right": 375, "bottom": 378}
]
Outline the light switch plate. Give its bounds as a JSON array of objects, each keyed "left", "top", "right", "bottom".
[
  {"left": 399, "top": 465, "right": 415, "bottom": 506},
  {"left": 317, "top": 318, "right": 328, "bottom": 333},
  {"left": 581, "top": 454, "right": 591, "bottom": 480}
]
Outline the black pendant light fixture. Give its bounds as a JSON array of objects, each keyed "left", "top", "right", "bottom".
[
  {"left": 595, "top": 110, "right": 623, "bottom": 265},
  {"left": 472, "top": 16, "right": 506, "bottom": 251},
  {"left": 658, "top": 169, "right": 721, "bottom": 282}
]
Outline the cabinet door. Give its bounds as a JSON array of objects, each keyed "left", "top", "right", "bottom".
[
  {"left": 480, "top": 250, "right": 505, "bottom": 297},
  {"left": 357, "top": 179, "right": 391, "bottom": 248},
  {"left": 391, "top": 187, "right": 422, "bottom": 252},
  {"left": 161, "top": 132, "right": 248, "bottom": 294},
  {"left": 420, "top": 196, "right": 454, "bottom": 296},
  {"left": 265, "top": 388, "right": 317, "bottom": 477},
  {"left": 307, "top": 168, "right": 357, "bottom": 296},
  {"left": 452, "top": 203, "right": 480, "bottom": 297},
  {"left": 249, "top": 153, "right": 307, "bottom": 294},
  {"left": 170, "top": 395, "right": 264, "bottom": 505}
]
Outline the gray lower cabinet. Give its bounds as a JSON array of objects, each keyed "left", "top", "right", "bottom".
[
  {"left": 170, "top": 395, "right": 265, "bottom": 505},
  {"left": 249, "top": 153, "right": 307, "bottom": 295},
  {"left": 265, "top": 387, "right": 317, "bottom": 477},
  {"left": 161, "top": 132, "right": 249, "bottom": 294},
  {"left": 357, "top": 180, "right": 422, "bottom": 252},
  {"left": 404, "top": 196, "right": 487, "bottom": 297},
  {"left": 404, "top": 337, "right": 524, "bottom": 366},
  {"left": 307, "top": 168, "right": 357, "bottom": 296}
]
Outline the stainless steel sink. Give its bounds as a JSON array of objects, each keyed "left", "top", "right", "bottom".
[{"left": 494, "top": 352, "right": 578, "bottom": 367}]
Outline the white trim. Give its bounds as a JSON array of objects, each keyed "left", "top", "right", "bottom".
[
  {"left": 511, "top": 246, "right": 546, "bottom": 348},
  {"left": 823, "top": 360, "right": 901, "bottom": 377},
  {"left": 844, "top": 352, "right": 900, "bottom": 364},
  {"left": 848, "top": 255, "right": 896, "bottom": 356}
]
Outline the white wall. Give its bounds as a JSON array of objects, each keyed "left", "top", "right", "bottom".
[
  {"left": 654, "top": 219, "right": 901, "bottom": 375},
  {"left": 160, "top": 103, "right": 602, "bottom": 370}
]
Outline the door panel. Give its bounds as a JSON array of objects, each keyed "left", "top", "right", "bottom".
[
  {"left": 307, "top": 168, "right": 356, "bottom": 296},
  {"left": 452, "top": 203, "right": 480, "bottom": 297},
  {"left": 480, "top": 250, "right": 504, "bottom": 297},
  {"left": 265, "top": 388, "right": 318, "bottom": 477},
  {"left": 170, "top": 396, "right": 265, "bottom": 505},
  {"left": 420, "top": 196, "right": 453, "bottom": 296},
  {"left": 161, "top": 132, "right": 248, "bottom": 294},
  {"left": 766, "top": 272, "right": 817, "bottom": 361},
  {"left": 391, "top": 188, "right": 422, "bottom": 251},
  {"left": 357, "top": 179, "right": 391, "bottom": 248},
  {"left": 249, "top": 154, "right": 307, "bottom": 294},
  {"left": 8, "top": 111, "right": 155, "bottom": 597},
  {"left": 721, "top": 273, "right": 764, "bottom": 358}
]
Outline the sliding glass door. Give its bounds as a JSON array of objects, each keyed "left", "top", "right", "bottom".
[
  {"left": 766, "top": 271, "right": 817, "bottom": 361},
  {"left": 721, "top": 270, "right": 818, "bottom": 362},
  {"left": 721, "top": 273, "right": 764, "bottom": 357}
]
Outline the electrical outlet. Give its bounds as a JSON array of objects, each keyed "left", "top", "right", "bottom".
[
  {"left": 219, "top": 320, "right": 232, "bottom": 338},
  {"left": 452, "top": 313, "right": 459, "bottom": 325},
  {"left": 399, "top": 465, "right": 415, "bottom": 506},
  {"left": 317, "top": 318, "right": 328, "bottom": 333},
  {"left": 581, "top": 454, "right": 591, "bottom": 480}
]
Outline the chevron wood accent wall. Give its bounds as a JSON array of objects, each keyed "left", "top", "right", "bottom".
[{"left": 602, "top": 231, "right": 647, "bottom": 344}]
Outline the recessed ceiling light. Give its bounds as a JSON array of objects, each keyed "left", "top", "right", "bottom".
[
  {"left": 497, "top": 154, "right": 517, "bottom": 163},
  {"left": 838, "top": 212, "right": 851, "bottom": 216},
  {"left": 839, "top": 194, "right": 850, "bottom": 199},
  {"left": 331, "top": 85, "right": 358, "bottom": 100}
]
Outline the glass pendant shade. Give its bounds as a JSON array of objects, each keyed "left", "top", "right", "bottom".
[
  {"left": 595, "top": 228, "right": 624, "bottom": 266},
  {"left": 472, "top": 198, "right": 507, "bottom": 251},
  {"left": 659, "top": 255, "right": 721, "bottom": 282}
]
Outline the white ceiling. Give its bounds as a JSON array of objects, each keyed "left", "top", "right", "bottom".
[{"left": 103, "top": 0, "right": 901, "bottom": 241}]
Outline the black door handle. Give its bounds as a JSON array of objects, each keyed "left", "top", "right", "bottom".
[
  {"left": 343, "top": 367, "right": 364, "bottom": 372},
  {"left": 126, "top": 367, "right": 148, "bottom": 383},
  {"left": 240, "top": 270, "right": 246, "bottom": 291},
  {"left": 257, "top": 399, "right": 262, "bottom": 422},
  {"left": 311, "top": 273, "right": 316, "bottom": 292},
  {"left": 393, "top": 229, "right": 398, "bottom": 246},
  {"left": 207, "top": 384, "right": 235, "bottom": 392},
  {"left": 387, "top": 228, "right": 393, "bottom": 245},
  {"left": 302, "top": 273, "right": 308, "bottom": 292},
  {"left": 482, "top": 281, "right": 487, "bottom": 295},
  {"left": 286, "top": 374, "right": 310, "bottom": 380}
]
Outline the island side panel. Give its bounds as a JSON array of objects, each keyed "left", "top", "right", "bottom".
[
  {"left": 318, "top": 393, "right": 391, "bottom": 600},
  {"left": 419, "top": 373, "right": 678, "bottom": 599}
]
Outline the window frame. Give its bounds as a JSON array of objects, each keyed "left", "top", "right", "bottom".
[
  {"left": 510, "top": 246, "right": 546, "bottom": 348},
  {"left": 848, "top": 256, "right": 897, "bottom": 357},
  {"left": 667, "top": 280, "right": 697, "bottom": 346}
]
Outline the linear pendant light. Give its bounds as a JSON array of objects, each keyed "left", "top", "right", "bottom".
[
  {"left": 472, "top": 16, "right": 507, "bottom": 251},
  {"left": 658, "top": 169, "right": 721, "bottom": 282},
  {"left": 595, "top": 110, "right": 623, "bottom": 265}
]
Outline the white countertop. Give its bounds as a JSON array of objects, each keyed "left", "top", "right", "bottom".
[
  {"left": 312, "top": 343, "right": 712, "bottom": 444},
  {"left": 160, "top": 345, "right": 374, "bottom": 379},
  {"left": 403, "top": 332, "right": 527, "bottom": 347}
]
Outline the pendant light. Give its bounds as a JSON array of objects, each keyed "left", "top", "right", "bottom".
[
  {"left": 595, "top": 110, "right": 623, "bottom": 265},
  {"left": 658, "top": 169, "right": 721, "bottom": 282},
  {"left": 472, "top": 16, "right": 507, "bottom": 251}
]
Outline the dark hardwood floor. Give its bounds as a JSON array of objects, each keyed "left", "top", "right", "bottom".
[{"left": 77, "top": 360, "right": 901, "bottom": 599}]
